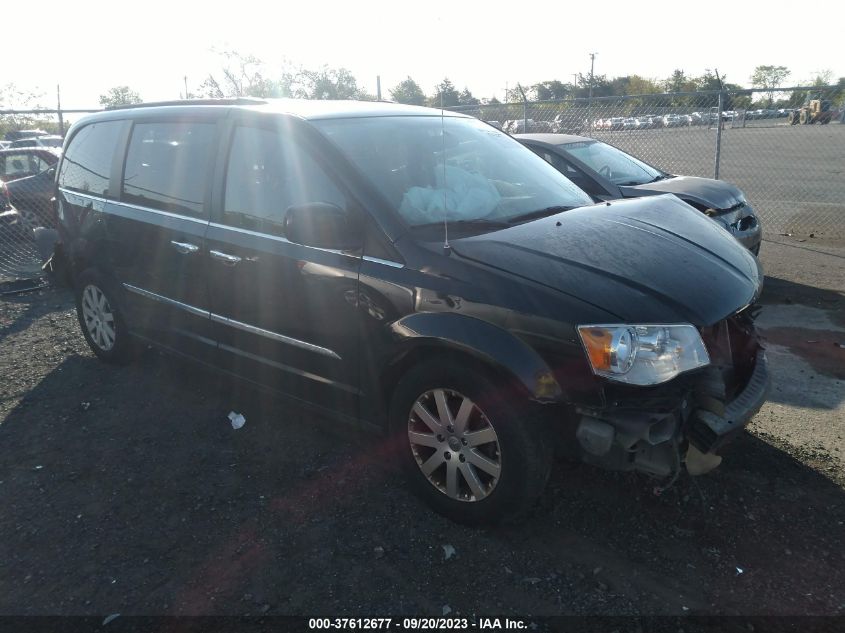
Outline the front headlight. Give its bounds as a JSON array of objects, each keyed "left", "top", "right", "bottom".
[{"left": 578, "top": 324, "right": 710, "bottom": 385}]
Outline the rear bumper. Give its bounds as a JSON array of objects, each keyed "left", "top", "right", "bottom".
[{"left": 688, "top": 349, "right": 770, "bottom": 454}]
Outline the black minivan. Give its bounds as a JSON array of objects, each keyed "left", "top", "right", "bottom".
[{"left": 55, "top": 99, "right": 769, "bottom": 524}]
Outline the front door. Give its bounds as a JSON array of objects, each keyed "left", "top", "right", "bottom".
[{"left": 205, "top": 117, "right": 362, "bottom": 418}]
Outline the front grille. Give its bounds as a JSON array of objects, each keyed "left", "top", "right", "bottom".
[{"left": 700, "top": 307, "right": 761, "bottom": 400}]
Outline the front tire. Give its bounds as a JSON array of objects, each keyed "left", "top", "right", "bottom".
[
  {"left": 75, "top": 269, "right": 133, "bottom": 364},
  {"left": 389, "top": 360, "right": 552, "bottom": 525}
]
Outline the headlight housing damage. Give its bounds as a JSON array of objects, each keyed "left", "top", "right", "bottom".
[{"left": 578, "top": 324, "right": 710, "bottom": 385}]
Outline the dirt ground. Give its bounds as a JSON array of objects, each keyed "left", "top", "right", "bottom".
[{"left": 0, "top": 234, "right": 843, "bottom": 619}]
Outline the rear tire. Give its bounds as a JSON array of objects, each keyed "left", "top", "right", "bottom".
[
  {"left": 74, "top": 269, "right": 133, "bottom": 364},
  {"left": 388, "top": 359, "right": 552, "bottom": 525}
]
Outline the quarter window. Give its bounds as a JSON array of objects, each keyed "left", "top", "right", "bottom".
[
  {"left": 223, "top": 125, "right": 345, "bottom": 237},
  {"left": 58, "top": 121, "right": 123, "bottom": 196},
  {"left": 122, "top": 121, "right": 215, "bottom": 216}
]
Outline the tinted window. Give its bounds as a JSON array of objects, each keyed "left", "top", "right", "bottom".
[
  {"left": 542, "top": 151, "right": 606, "bottom": 198},
  {"left": 123, "top": 121, "right": 215, "bottom": 216},
  {"left": 59, "top": 121, "right": 122, "bottom": 196},
  {"left": 562, "top": 140, "right": 663, "bottom": 186},
  {"left": 223, "top": 126, "right": 345, "bottom": 236},
  {"left": 1, "top": 152, "right": 48, "bottom": 178}
]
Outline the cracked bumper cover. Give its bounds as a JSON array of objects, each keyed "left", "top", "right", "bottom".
[{"left": 688, "top": 350, "right": 770, "bottom": 454}]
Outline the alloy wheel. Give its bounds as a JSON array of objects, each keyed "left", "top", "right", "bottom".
[
  {"left": 81, "top": 284, "right": 116, "bottom": 351},
  {"left": 407, "top": 388, "right": 502, "bottom": 502}
]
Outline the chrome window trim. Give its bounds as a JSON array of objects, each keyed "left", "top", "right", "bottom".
[
  {"left": 122, "top": 283, "right": 341, "bottom": 361},
  {"left": 362, "top": 256, "right": 404, "bottom": 269},
  {"left": 58, "top": 188, "right": 208, "bottom": 226},
  {"left": 207, "top": 221, "right": 361, "bottom": 259}
]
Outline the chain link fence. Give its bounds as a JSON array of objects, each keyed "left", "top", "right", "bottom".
[
  {"left": 448, "top": 85, "right": 845, "bottom": 237},
  {"left": 1, "top": 108, "right": 97, "bottom": 292},
  {"left": 1, "top": 92, "right": 843, "bottom": 292}
]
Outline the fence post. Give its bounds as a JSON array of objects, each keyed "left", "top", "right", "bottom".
[
  {"left": 523, "top": 98, "right": 527, "bottom": 132},
  {"left": 714, "top": 91, "right": 724, "bottom": 180},
  {"left": 56, "top": 84, "right": 64, "bottom": 137}
]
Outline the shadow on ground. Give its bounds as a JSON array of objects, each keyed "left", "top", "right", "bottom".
[{"left": 1, "top": 350, "right": 843, "bottom": 617}]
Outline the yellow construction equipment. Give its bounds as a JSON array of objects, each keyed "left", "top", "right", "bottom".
[{"left": 787, "top": 97, "right": 833, "bottom": 125}]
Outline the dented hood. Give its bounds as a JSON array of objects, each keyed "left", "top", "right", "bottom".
[
  {"left": 452, "top": 195, "right": 762, "bottom": 326},
  {"left": 620, "top": 176, "right": 746, "bottom": 211}
]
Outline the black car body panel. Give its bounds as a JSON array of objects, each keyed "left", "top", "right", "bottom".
[
  {"left": 451, "top": 195, "right": 761, "bottom": 327},
  {"left": 54, "top": 101, "right": 769, "bottom": 511},
  {"left": 620, "top": 175, "right": 744, "bottom": 210}
]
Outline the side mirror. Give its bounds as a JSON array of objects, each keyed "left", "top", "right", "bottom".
[{"left": 284, "top": 202, "right": 361, "bottom": 251}]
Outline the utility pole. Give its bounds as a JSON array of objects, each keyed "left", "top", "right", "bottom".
[
  {"left": 184, "top": 76, "right": 189, "bottom": 99},
  {"left": 376, "top": 75, "right": 382, "bottom": 101}
]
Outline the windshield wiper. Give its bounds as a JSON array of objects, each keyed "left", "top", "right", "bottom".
[
  {"left": 411, "top": 219, "right": 510, "bottom": 231},
  {"left": 506, "top": 205, "right": 573, "bottom": 224},
  {"left": 618, "top": 174, "right": 668, "bottom": 186}
]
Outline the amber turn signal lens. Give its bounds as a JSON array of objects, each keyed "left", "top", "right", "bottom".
[{"left": 579, "top": 327, "right": 612, "bottom": 372}]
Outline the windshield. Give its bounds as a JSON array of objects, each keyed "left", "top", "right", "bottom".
[
  {"left": 313, "top": 116, "right": 593, "bottom": 229},
  {"left": 563, "top": 140, "right": 663, "bottom": 186}
]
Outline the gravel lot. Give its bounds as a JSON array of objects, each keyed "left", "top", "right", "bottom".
[
  {"left": 591, "top": 123, "right": 845, "bottom": 237},
  {"left": 0, "top": 235, "right": 843, "bottom": 619}
]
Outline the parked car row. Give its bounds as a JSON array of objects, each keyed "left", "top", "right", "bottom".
[
  {"left": 594, "top": 112, "right": 717, "bottom": 129},
  {"left": 48, "top": 99, "right": 769, "bottom": 525}
]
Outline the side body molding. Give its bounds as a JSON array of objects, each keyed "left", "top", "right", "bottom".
[{"left": 389, "top": 312, "right": 563, "bottom": 402}]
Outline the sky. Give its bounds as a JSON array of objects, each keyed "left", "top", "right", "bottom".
[{"left": 3, "top": 0, "right": 843, "bottom": 110}]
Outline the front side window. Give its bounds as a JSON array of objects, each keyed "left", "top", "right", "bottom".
[
  {"left": 223, "top": 125, "right": 345, "bottom": 237},
  {"left": 314, "top": 116, "right": 593, "bottom": 232},
  {"left": 562, "top": 140, "right": 663, "bottom": 186},
  {"left": 123, "top": 121, "right": 215, "bottom": 216},
  {"left": 58, "top": 121, "right": 123, "bottom": 196}
]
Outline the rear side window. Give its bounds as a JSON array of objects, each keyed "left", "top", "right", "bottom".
[
  {"left": 1, "top": 152, "right": 50, "bottom": 178},
  {"left": 223, "top": 125, "right": 345, "bottom": 237},
  {"left": 58, "top": 121, "right": 123, "bottom": 196},
  {"left": 122, "top": 121, "right": 215, "bottom": 217}
]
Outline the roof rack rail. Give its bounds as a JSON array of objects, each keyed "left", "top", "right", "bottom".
[{"left": 106, "top": 98, "right": 268, "bottom": 111}]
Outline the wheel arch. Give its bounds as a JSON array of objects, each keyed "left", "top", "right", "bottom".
[{"left": 380, "top": 312, "right": 563, "bottom": 414}]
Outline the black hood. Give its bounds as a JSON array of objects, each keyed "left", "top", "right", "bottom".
[
  {"left": 451, "top": 195, "right": 762, "bottom": 326},
  {"left": 620, "top": 176, "right": 745, "bottom": 211}
]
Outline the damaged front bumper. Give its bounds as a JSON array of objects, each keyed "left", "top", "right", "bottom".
[{"left": 572, "top": 330, "right": 769, "bottom": 479}]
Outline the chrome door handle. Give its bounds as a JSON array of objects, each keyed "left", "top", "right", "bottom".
[
  {"left": 170, "top": 240, "right": 199, "bottom": 255},
  {"left": 209, "top": 250, "right": 243, "bottom": 266}
]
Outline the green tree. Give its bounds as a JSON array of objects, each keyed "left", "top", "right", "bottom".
[
  {"left": 0, "top": 83, "right": 50, "bottom": 139},
  {"left": 197, "top": 50, "right": 294, "bottom": 99},
  {"left": 458, "top": 88, "right": 480, "bottom": 106},
  {"left": 809, "top": 69, "right": 834, "bottom": 86},
  {"left": 389, "top": 77, "right": 426, "bottom": 105},
  {"left": 531, "top": 80, "right": 570, "bottom": 101},
  {"left": 298, "top": 66, "right": 367, "bottom": 100},
  {"left": 98, "top": 85, "right": 142, "bottom": 108},
  {"left": 430, "top": 78, "right": 460, "bottom": 108},
  {"left": 749, "top": 65, "right": 791, "bottom": 107}
]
